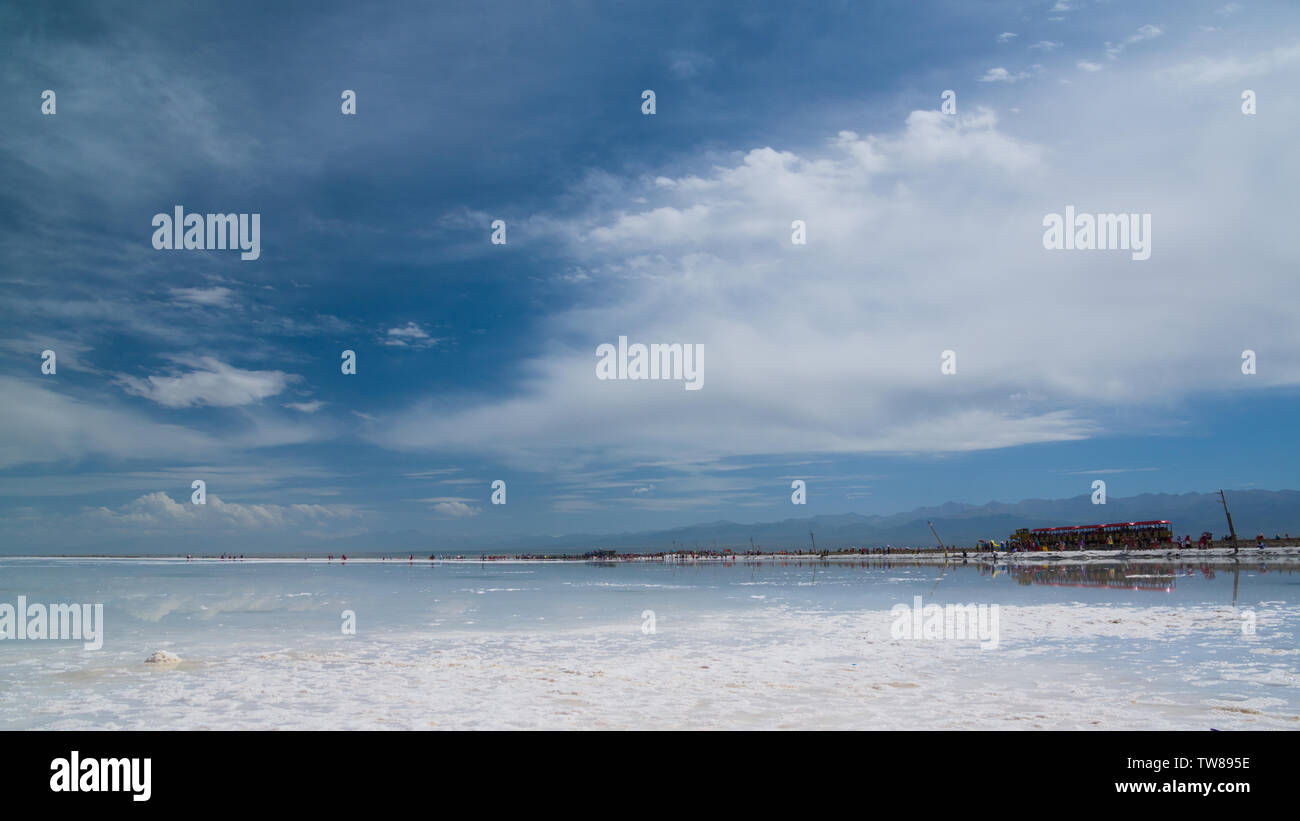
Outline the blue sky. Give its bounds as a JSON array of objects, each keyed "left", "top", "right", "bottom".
[{"left": 2, "top": 0, "right": 1298, "bottom": 553}]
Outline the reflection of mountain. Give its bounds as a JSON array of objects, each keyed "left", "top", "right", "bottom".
[{"left": 1011, "top": 564, "right": 1175, "bottom": 591}]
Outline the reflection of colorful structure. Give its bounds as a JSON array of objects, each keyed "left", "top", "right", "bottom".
[
  {"left": 1008, "top": 520, "right": 1172, "bottom": 550},
  {"left": 1011, "top": 563, "right": 1175, "bottom": 591}
]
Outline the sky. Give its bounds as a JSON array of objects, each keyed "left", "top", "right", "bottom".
[{"left": 1, "top": 0, "right": 1298, "bottom": 553}]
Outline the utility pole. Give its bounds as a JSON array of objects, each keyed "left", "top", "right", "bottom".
[{"left": 1219, "top": 489, "right": 1239, "bottom": 554}]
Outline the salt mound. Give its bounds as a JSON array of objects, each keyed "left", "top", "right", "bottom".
[{"left": 145, "top": 650, "right": 181, "bottom": 665}]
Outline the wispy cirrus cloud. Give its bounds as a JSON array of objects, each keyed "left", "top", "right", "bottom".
[
  {"left": 1162, "top": 41, "right": 1300, "bottom": 84},
  {"left": 1106, "top": 24, "right": 1163, "bottom": 60},
  {"left": 168, "top": 286, "right": 235, "bottom": 308}
]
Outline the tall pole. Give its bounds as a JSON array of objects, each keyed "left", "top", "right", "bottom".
[
  {"left": 928, "top": 520, "right": 948, "bottom": 559},
  {"left": 808, "top": 531, "right": 818, "bottom": 583},
  {"left": 1219, "top": 490, "right": 1239, "bottom": 554}
]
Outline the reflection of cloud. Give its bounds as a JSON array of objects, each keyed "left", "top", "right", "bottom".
[{"left": 119, "top": 590, "right": 324, "bottom": 622}]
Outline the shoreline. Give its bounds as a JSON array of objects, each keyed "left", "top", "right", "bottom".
[{"left": 7, "top": 544, "right": 1300, "bottom": 566}]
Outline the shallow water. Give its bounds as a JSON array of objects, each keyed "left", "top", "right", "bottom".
[{"left": 1, "top": 557, "right": 1297, "bottom": 729}]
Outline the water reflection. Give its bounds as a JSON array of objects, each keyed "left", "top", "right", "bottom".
[{"left": 1008, "top": 563, "right": 1177, "bottom": 591}]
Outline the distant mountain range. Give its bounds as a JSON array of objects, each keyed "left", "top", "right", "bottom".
[{"left": 333, "top": 489, "right": 1300, "bottom": 554}]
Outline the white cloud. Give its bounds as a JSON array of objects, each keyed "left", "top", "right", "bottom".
[
  {"left": 1064, "top": 468, "right": 1160, "bottom": 476},
  {"left": 979, "top": 67, "right": 1014, "bottom": 82},
  {"left": 0, "top": 376, "right": 218, "bottom": 468},
  {"left": 1107, "top": 24, "right": 1163, "bottom": 59},
  {"left": 998, "top": 32, "right": 1018, "bottom": 43},
  {"left": 1077, "top": 60, "right": 1104, "bottom": 72},
  {"left": 168, "top": 286, "right": 234, "bottom": 307},
  {"left": 284, "top": 400, "right": 327, "bottom": 413},
  {"left": 432, "top": 500, "right": 480, "bottom": 518},
  {"left": 1163, "top": 41, "right": 1300, "bottom": 84},
  {"left": 979, "top": 65, "right": 1040, "bottom": 83},
  {"left": 381, "top": 321, "right": 440, "bottom": 348},
  {"left": 364, "top": 60, "right": 1300, "bottom": 477},
  {"left": 118, "top": 356, "right": 299, "bottom": 408},
  {"left": 87, "top": 491, "right": 357, "bottom": 530},
  {"left": 667, "top": 50, "right": 714, "bottom": 79},
  {"left": 1029, "top": 40, "right": 1063, "bottom": 51},
  {"left": 0, "top": 336, "right": 98, "bottom": 373}
]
